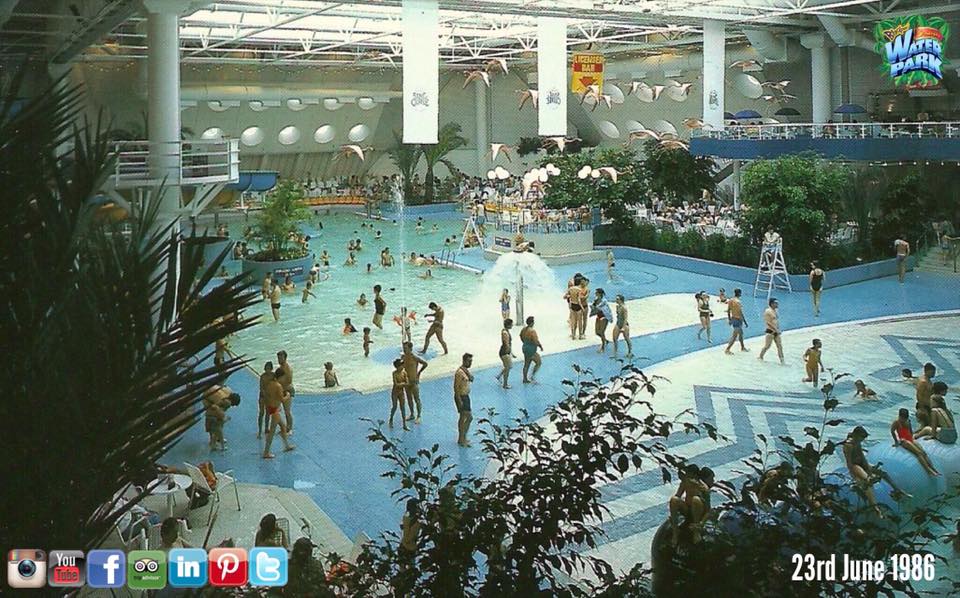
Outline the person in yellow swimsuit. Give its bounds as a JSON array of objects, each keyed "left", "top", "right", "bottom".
[{"left": 802, "top": 339, "right": 823, "bottom": 386}]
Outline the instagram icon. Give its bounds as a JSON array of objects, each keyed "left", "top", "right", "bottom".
[{"left": 208, "top": 548, "right": 247, "bottom": 587}]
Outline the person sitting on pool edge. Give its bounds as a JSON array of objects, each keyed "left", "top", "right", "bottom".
[
  {"left": 324, "top": 362, "right": 340, "bottom": 388},
  {"left": 915, "top": 383, "right": 956, "bottom": 444},
  {"left": 843, "top": 425, "right": 911, "bottom": 517},
  {"left": 668, "top": 463, "right": 711, "bottom": 545},
  {"left": 891, "top": 408, "right": 940, "bottom": 476}
]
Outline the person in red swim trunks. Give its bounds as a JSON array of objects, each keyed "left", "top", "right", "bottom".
[
  {"left": 262, "top": 369, "right": 295, "bottom": 459},
  {"left": 890, "top": 408, "right": 939, "bottom": 476}
]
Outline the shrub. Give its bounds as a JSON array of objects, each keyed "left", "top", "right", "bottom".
[
  {"left": 633, "top": 222, "right": 658, "bottom": 249},
  {"left": 657, "top": 228, "right": 680, "bottom": 254},
  {"left": 677, "top": 229, "right": 705, "bottom": 257},
  {"left": 703, "top": 233, "right": 727, "bottom": 262}
]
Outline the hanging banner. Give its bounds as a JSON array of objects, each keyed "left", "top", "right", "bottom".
[
  {"left": 537, "top": 18, "right": 567, "bottom": 137},
  {"left": 571, "top": 53, "right": 604, "bottom": 94},
  {"left": 875, "top": 15, "right": 949, "bottom": 88},
  {"left": 402, "top": 0, "right": 439, "bottom": 143}
]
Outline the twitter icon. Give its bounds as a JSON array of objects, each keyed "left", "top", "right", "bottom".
[{"left": 248, "top": 548, "right": 287, "bottom": 587}]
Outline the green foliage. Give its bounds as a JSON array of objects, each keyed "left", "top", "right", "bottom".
[
  {"left": 871, "top": 170, "right": 926, "bottom": 255},
  {"left": 840, "top": 165, "right": 889, "bottom": 247},
  {"left": 738, "top": 155, "right": 848, "bottom": 272},
  {"left": 703, "top": 233, "right": 727, "bottom": 261},
  {"left": 677, "top": 229, "right": 705, "bottom": 257},
  {"left": 516, "top": 136, "right": 541, "bottom": 156},
  {"left": 249, "top": 179, "right": 311, "bottom": 261},
  {"left": 388, "top": 130, "right": 422, "bottom": 200},
  {"left": 541, "top": 147, "right": 648, "bottom": 229},
  {"left": 337, "top": 365, "right": 704, "bottom": 596},
  {"left": 643, "top": 140, "right": 717, "bottom": 205},
  {"left": 1, "top": 72, "right": 259, "bottom": 551},
  {"left": 421, "top": 122, "right": 467, "bottom": 203}
]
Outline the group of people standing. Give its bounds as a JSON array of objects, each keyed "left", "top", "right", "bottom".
[{"left": 562, "top": 273, "right": 634, "bottom": 358}]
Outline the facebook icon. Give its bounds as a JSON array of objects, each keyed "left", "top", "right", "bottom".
[
  {"left": 87, "top": 550, "right": 125, "bottom": 588},
  {"left": 168, "top": 548, "right": 208, "bottom": 587}
]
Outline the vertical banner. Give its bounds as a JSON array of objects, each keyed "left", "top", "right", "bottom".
[
  {"left": 402, "top": 0, "right": 439, "bottom": 143},
  {"left": 702, "top": 20, "right": 726, "bottom": 130},
  {"left": 537, "top": 18, "right": 567, "bottom": 137}
]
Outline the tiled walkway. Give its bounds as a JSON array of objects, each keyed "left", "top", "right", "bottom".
[{"left": 167, "top": 260, "right": 960, "bottom": 564}]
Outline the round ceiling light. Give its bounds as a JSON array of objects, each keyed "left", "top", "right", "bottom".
[
  {"left": 314, "top": 124, "right": 335, "bottom": 144},
  {"left": 348, "top": 123, "right": 371, "bottom": 142},
  {"left": 240, "top": 126, "right": 264, "bottom": 146},
  {"left": 200, "top": 127, "right": 224, "bottom": 140},
  {"left": 278, "top": 125, "right": 301, "bottom": 145},
  {"left": 323, "top": 98, "right": 343, "bottom": 111},
  {"left": 357, "top": 97, "right": 376, "bottom": 110}
]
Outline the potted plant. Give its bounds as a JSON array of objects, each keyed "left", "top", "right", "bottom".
[{"left": 241, "top": 179, "right": 314, "bottom": 281}]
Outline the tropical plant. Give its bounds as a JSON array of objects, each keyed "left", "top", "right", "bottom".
[
  {"left": 248, "top": 179, "right": 311, "bottom": 261},
  {"left": 420, "top": 122, "right": 467, "bottom": 203},
  {"left": 1, "top": 70, "right": 258, "bottom": 556},
  {"left": 841, "top": 165, "right": 889, "bottom": 246},
  {"left": 516, "top": 136, "right": 541, "bottom": 157},
  {"left": 335, "top": 365, "right": 717, "bottom": 596},
  {"left": 642, "top": 140, "right": 717, "bottom": 205},
  {"left": 541, "top": 147, "right": 649, "bottom": 231},
  {"left": 388, "top": 129, "right": 422, "bottom": 200},
  {"left": 738, "top": 155, "right": 849, "bottom": 272}
]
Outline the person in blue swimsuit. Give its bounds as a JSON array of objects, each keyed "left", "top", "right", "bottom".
[
  {"left": 519, "top": 316, "right": 543, "bottom": 384},
  {"left": 499, "top": 289, "right": 511, "bottom": 322}
]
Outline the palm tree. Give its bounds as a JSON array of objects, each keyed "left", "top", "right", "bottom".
[
  {"left": 387, "top": 130, "right": 422, "bottom": 200},
  {"left": 1, "top": 69, "right": 258, "bottom": 554},
  {"left": 421, "top": 122, "right": 467, "bottom": 203}
]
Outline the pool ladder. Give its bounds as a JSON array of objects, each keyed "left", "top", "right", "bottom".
[{"left": 439, "top": 248, "right": 459, "bottom": 268}]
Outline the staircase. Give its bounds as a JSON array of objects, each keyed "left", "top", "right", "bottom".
[{"left": 916, "top": 246, "right": 959, "bottom": 275}]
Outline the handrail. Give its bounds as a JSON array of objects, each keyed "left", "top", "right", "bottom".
[
  {"left": 693, "top": 121, "right": 960, "bottom": 141},
  {"left": 109, "top": 138, "right": 240, "bottom": 189}
]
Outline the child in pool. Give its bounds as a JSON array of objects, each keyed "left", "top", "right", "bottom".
[
  {"left": 363, "top": 327, "right": 373, "bottom": 357},
  {"left": 302, "top": 282, "right": 316, "bottom": 304},
  {"left": 802, "top": 339, "right": 823, "bottom": 386},
  {"left": 343, "top": 318, "right": 357, "bottom": 334},
  {"left": 366, "top": 263, "right": 373, "bottom": 273},
  {"left": 854, "top": 379, "right": 878, "bottom": 400},
  {"left": 357, "top": 293, "right": 368, "bottom": 308},
  {"left": 432, "top": 224, "right": 439, "bottom": 233},
  {"left": 345, "top": 251, "right": 356, "bottom": 266},
  {"left": 281, "top": 275, "right": 296, "bottom": 293},
  {"left": 324, "top": 362, "right": 339, "bottom": 388}
]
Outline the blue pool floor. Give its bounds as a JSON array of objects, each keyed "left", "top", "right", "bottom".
[{"left": 167, "top": 258, "right": 960, "bottom": 557}]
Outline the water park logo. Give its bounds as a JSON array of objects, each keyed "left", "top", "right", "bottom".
[{"left": 875, "top": 16, "right": 950, "bottom": 87}]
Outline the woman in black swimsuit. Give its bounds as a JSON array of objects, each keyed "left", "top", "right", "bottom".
[
  {"left": 495, "top": 319, "right": 515, "bottom": 389},
  {"left": 809, "top": 262, "right": 825, "bottom": 317}
]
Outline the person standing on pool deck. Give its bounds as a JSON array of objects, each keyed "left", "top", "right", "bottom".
[
  {"left": 495, "top": 319, "right": 516, "bottom": 389},
  {"left": 577, "top": 277, "right": 590, "bottom": 340},
  {"left": 520, "top": 316, "right": 543, "bottom": 383},
  {"left": 611, "top": 295, "right": 633, "bottom": 358},
  {"left": 373, "top": 285, "right": 386, "bottom": 329},
  {"left": 389, "top": 359, "right": 409, "bottom": 431},
  {"left": 277, "top": 350, "right": 295, "bottom": 434},
  {"left": 915, "top": 362, "right": 937, "bottom": 412},
  {"left": 262, "top": 369, "right": 295, "bottom": 459},
  {"left": 258, "top": 360, "right": 273, "bottom": 439},
  {"left": 270, "top": 280, "right": 282, "bottom": 323},
  {"left": 421, "top": 302, "right": 449, "bottom": 355},
  {"left": 757, "top": 298, "right": 784, "bottom": 364},
  {"left": 802, "top": 339, "right": 823, "bottom": 386},
  {"left": 724, "top": 288, "right": 749, "bottom": 354},
  {"left": 809, "top": 262, "right": 825, "bottom": 317},
  {"left": 563, "top": 279, "right": 582, "bottom": 340},
  {"left": 402, "top": 342, "right": 428, "bottom": 423},
  {"left": 592, "top": 288, "right": 612, "bottom": 353},
  {"left": 696, "top": 291, "right": 712, "bottom": 343},
  {"left": 454, "top": 353, "right": 474, "bottom": 447},
  {"left": 499, "top": 289, "right": 511, "bottom": 322},
  {"left": 894, "top": 237, "right": 910, "bottom": 283}
]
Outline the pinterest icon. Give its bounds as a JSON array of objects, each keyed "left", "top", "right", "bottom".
[{"left": 208, "top": 548, "right": 248, "bottom": 587}]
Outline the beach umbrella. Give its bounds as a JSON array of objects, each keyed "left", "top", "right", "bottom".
[
  {"left": 733, "top": 109, "right": 762, "bottom": 119},
  {"left": 834, "top": 103, "right": 866, "bottom": 114},
  {"left": 774, "top": 107, "right": 801, "bottom": 117}
]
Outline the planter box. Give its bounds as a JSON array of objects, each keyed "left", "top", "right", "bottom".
[
  {"left": 600, "top": 245, "right": 915, "bottom": 290},
  {"left": 241, "top": 253, "right": 315, "bottom": 283}
]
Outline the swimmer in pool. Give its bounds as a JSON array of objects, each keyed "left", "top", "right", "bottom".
[
  {"left": 432, "top": 224, "right": 439, "bottom": 233},
  {"left": 854, "top": 379, "right": 879, "bottom": 400},
  {"left": 375, "top": 230, "right": 382, "bottom": 240},
  {"left": 348, "top": 239, "right": 356, "bottom": 252},
  {"left": 416, "top": 221, "right": 424, "bottom": 234},
  {"left": 357, "top": 293, "right": 368, "bottom": 308},
  {"left": 520, "top": 316, "right": 543, "bottom": 384},
  {"left": 356, "top": 238, "right": 363, "bottom": 251},
  {"left": 363, "top": 327, "right": 373, "bottom": 358},
  {"left": 301, "top": 282, "right": 316, "bottom": 304},
  {"left": 606, "top": 250, "right": 617, "bottom": 281},
  {"left": 419, "top": 269, "right": 433, "bottom": 280},
  {"left": 323, "top": 362, "right": 340, "bottom": 388},
  {"left": 345, "top": 251, "right": 356, "bottom": 266},
  {"left": 802, "top": 339, "right": 823, "bottom": 386},
  {"left": 281, "top": 275, "right": 296, "bottom": 293},
  {"left": 409, "top": 252, "right": 418, "bottom": 264},
  {"left": 261, "top": 274, "right": 272, "bottom": 301},
  {"left": 366, "top": 263, "right": 373, "bottom": 274},
  {"left": 343, "top": 318, "right": 357, "bottom": 335}
]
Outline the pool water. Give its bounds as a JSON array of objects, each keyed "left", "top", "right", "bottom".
[{"left": 226, "top": 212, "right": 481, "bottom": 392}]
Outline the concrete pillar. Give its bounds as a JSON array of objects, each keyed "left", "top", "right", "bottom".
[
  {"left": 702, "top": 20, "right": 726, "bottom": 130},
  {"left": 475, "top": 81, "right": 489, "bottom": 176},
  {"left": 801, "top": 33, "right": 833, "bottom": 124},
  {"left": 732, "top": 160, "right": 741, "bottom": 211}
]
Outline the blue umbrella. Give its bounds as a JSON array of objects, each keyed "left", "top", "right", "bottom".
[
  {"left": 733, "top": 109, "right": 762, "bottom": 119},
  {"left": 834, "top": 103, "right": 866, "bottom": 114}
]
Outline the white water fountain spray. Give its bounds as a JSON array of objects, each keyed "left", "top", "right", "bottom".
[{"left": 394, "top": 178, "right": 412, "bottom": 345}]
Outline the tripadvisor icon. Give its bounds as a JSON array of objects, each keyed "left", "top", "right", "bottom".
[{"left": 875, "top": 16, "right": 950, "bottom": 86}]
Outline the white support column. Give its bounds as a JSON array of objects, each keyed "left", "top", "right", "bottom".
[
  {"left": 702, "top": 20, "right": 726, "bottom": 130},
  {"left": 801, "top": 33, "right": 833, "bottom": 124},
  {"left": 732, "top": 159, "right": 741, "bottom": 211},
  {"left": 475, "top": 82, "right": 489, "bottom": 176}
]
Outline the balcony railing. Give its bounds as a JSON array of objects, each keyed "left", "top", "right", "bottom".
[
  {"left": 110, "top": 139, "right": 240, "bottom": 189},
  {"left": 692, "top": 122, "right": 960, "bottom": 142}
]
